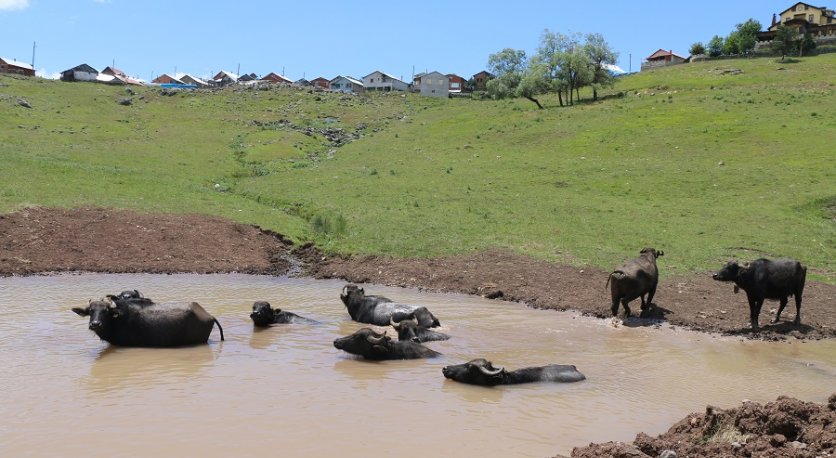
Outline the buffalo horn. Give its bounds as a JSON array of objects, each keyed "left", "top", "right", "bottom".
[
  {"left": 390, "top": 316, "right": 400, "bottom": 329},
  {"left": 366, "top": 332, "right": 387, "bottom": 344},
  {"left": 477, "top": 364, "right": 504, "bottom": 376}
]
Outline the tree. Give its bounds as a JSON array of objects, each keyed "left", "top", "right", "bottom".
[
  {"left": 723, "top": 31, "right": 740, "bottom": 55},
  {"left": 799, "top": 30, "right": 816, "bottom": 56},
  {"left": 734, "top": 18, "right": 762, "bottom": 55},
  {"left": 516, "top": 63, "right": 551, "bottom": 109},
  {"left": 772, "top": 25, "right": 796, "bottom": 61},
  {"left": 486, "top": 48, "right": 527, "bottom": 99},
  {"left": 584, "top": 32, "right": 618, "bottom": 101},
  {"left": 707, "top": 35, "right": 724, "bottom": 57},
  {"left": 689, "top": 42, "right": 706, "bottom": 55}
]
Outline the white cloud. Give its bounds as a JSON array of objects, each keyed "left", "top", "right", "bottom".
[
  {"left": 36, "top": 68, "right": 61, "bottom": 80},
  {"left": 0, "top": 0, "right": 29, "bottom": 11}
]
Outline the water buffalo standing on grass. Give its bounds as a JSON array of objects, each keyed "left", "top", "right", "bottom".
[
  {"left": 250, "top": 301, "right": 320, "bottom": 326},
  {"left": 607, "top": 248, "right": 664, "bottom": 317},
  {"left": 73, "top": 298, "right": 225, "bottom": 347},
  {"left": 712, "top": 258, "right": 806, "bottom": 331},
  {"left": 333, "top": 327, "right": 441, "bottom": 360},
  {"left": 442, "top": 359, "right": 586, "bottom": 386},
  {"left": 390, "top": 316, "right": 450, "bottom": 343},
  {"left": 340, "top": 284, "right": 441, "bottom": 328}
]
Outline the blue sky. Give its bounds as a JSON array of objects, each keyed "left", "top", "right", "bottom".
[{"left": 2, "top": 0, "right": 793, "bottom": 81}]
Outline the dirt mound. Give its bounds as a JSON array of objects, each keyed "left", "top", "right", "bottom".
[
  {"left": 0, "top": 207, "right": 293, "bottom": 275},
  {"left": 560, "top": 394, "right": 836, "bottom": 458}
]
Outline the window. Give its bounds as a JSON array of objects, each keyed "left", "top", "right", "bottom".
[{"left": 809, "top": 14, "right": 814, "bottom": 21}]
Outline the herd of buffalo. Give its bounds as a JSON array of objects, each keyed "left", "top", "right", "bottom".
[{"left": 71, "top": 248, "right": 808, "bottom": 387}]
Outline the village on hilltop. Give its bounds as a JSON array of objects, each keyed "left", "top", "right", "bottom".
[{"left": 2, "top": 2, "right": 835, "bottom": 96}]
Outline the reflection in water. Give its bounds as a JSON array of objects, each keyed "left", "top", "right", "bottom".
[
  {"left": 0, "top": 273, "right": 834, "bottom": 458},
  {"left": 85, "top": 345, "right": 218, "bottom": 394}
]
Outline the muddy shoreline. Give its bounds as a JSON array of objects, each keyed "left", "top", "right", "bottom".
[{"left": 3, "top": 207, "right": 834, "bottom": 341}]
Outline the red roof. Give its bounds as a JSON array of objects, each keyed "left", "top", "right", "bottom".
[{"left": 646, "top": 48, "right": 687, "bottom": 60}]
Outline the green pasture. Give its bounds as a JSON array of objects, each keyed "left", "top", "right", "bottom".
[{"left": 1, "top": 55, "right": 833, "bottom": 281}]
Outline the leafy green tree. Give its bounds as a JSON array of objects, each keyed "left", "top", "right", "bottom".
[
  {"left": 799, "top": 31, "right": 816, "bottom": 56},
  {"left": 486, "top": 48, "right": 527, "bottom": 99},
  {"left": 689, "top": 42, "right": 706, "bottom": 55},
  {"left": 584, "top": 32, "right": 618, "bottom": 101},
  {"left": 734, "top": 18, "right": 762, "bottom": 55},
  {"left": 723, "top": 31, "right": 740, "bottom": 55},
  {"left": 516, "top": 63, "right": 550, "bottom": 109},
  {"left": 707, "top": 35, "right": 724, "bottom": 57},
  {"left": 772, "top": 25, "right": 796, "bottom": 60}
]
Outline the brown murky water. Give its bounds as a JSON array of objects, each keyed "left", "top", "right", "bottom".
[{"left": 1, "top": 274, "right": 834, "bottom": 457}]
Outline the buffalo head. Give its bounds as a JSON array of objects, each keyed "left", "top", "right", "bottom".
[
  {"left": 390, "top": 316, "right": 421, "bottom": 342},
  {"left": 72, "top": 298, "right": 123, "bottom": 334},
  {"left": 442, "top": 359, "right": 506, "bottom": 386},
  {"left": 250, "top": 301, "right": 278, "bottom": 327},
  {"left": 640, "top": 247, "right": 664, "bottom": 258},
  {"left": 340, "top": 284, "right": 364, "bottom": 308},
  {"left": 333, "top": 328, "right": 390, "bottom": 358}
]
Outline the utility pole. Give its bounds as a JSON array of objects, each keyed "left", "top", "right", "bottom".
[
  {"left": 236, "top": 63, "right": 240, "bottom": 77},
  {"left": 629, "top": 53, "right": 632, "bottom": 73},
  {"left": 31, "top": 41, "right": 36, "bottom": 68}
]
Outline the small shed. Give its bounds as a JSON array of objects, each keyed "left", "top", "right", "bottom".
[
  {"left": 310, "top": 77, "right": 330, "bottom": 89},
  {"left": 61, "top": 64, "right": 98, "bottom": 82},
  {"left": 419, "top": 71, "right": 449, "bottom": 98},
  {"left": 261, "top": 72, "right": 292, "bottom": 84},
  {"left": 152, "top": 74, "right": 184, "bottom": 85}
]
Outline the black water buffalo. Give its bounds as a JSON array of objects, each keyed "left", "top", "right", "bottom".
[
  {"left": 712, "top": 258, "right": 807, "bottom": 331},
  {"left": 107, "top": 289, "right": 155, "bottom": 308},
  {"left": 340, "top": 284, "right": 441, "bottom": 328},
  {"left": 442, "top": 358, "right": 586, "bottom": 386},
  {"left": 333, "top": 327, "right": 441, "bottom": 360},
  {"left": 73, "top": 298, "right": 225, "bottom": 347},
  {"left": 250, "top": 301, "right": 319, "bottom": 326},
  {"left": 390, "top": 316, "right": 450, "bottom": 343},
  {"left": 607, "top": 247, "right": 664, "bottom": 317}
]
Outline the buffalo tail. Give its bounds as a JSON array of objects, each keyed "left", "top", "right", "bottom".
[{"left": 214, "top": 318, "right": 225, "bottom": 341}]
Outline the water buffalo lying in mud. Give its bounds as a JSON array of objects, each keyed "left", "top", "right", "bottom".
[
  {"left": 607, "top": 248, "right": 664, "bottom": 317},
  {"left": 390, "top": 316, "right": 450, "bottom": 343},
  {"left": 712, "top": 258, "right": 806, "bottom": 331},
  {"left": 340, "top": 284, "right": 441, "bottom": 328},
  {"left": 333, "top": 328, "right": 441, "bottom": 360},
  {"left": 442, "top": 358, "right": 586, "bottom": 386},
  {"left": 73, "top": 298, "right": 225, "bottom": 347},
  {"left": 250, "top": 301, "right": 320, "bottom": 326}
]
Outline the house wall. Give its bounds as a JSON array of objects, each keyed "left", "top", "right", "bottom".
[
  {"left": 364, "top": 72, "right": 409, "bottom": 91},
  {"left": 420, "top": 72, "right": 449, "bottom": 97},
  {"left": 473, "top": 72, "right": 490, "bottom": 91},
  {"left": 66, "top": 70, "right": 98, "bottom": 81},
  {"left": 779, "top": 3, "right": 831, "bottom": 26},
  {"left": 0, "top": 60, "right": 35, "bottom": 77}
]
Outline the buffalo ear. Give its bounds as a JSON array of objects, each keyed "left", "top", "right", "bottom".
[
  {"left": 72, "top": 307, "right": 89, "bottom": 317},
  {"left": 657, "top": 250, "right": 664, "bottom": 257}
]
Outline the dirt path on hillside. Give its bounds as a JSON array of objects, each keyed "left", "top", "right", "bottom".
[{"left": 2, "top": 207, "right": 834, "bottom": 341}]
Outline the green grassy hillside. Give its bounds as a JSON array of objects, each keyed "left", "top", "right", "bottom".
[{"left": 1, "top": 55, "right": 833, "bottom": 281}]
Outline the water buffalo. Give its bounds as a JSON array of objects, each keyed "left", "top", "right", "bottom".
[
  {"left": 73, "top": 298, "right": 225, "bottom": 347},
  {"left": 712, "top": 258, "right": 806, "bottom": 331},
  {"left": 340, "top": 284, "right": 441, "bottom": 328},
  {"left": 250, "top": 301, "right": 319, "bottom": 326},
  {"left": 390, "top": 316, "right": 450, "bottom": 343},
  {"left": 442, "top": 358, "right": 586, "bottom": 386},
  {"left": 333, "top": 327, "right": 441, "bottom": 360},
  {"left": 107, "top": 289, "right": 155, "bottom": 308},
  {"left": 607, "top": 247, "right": 664, "bottom": 317}
]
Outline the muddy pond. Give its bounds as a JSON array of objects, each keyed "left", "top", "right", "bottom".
[{"left": 1, "top": 273, "right": 833, "bottom": 457}]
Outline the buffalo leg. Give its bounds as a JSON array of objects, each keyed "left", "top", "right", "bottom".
[
  {"left": 646, "top": 283, "right": 658, "bottom": 308},
  {"left": 621, "top": 299, "right": 632, "bottom": 318},
  {"left": 748, "top": 297, "right": 762, "bottom": 331},
  {"left": 611, "top": 298, "right": 620, "bottom": 317},
  {"left": 774, "top": 296, "right": 788, "bottom": 323},
  {"left": 794, "top": 292, "right": 802, "bottom": 325}
]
